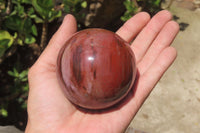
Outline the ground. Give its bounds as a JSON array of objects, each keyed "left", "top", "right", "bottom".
[{"left": 128, "top": 1, "right": 200, "bottom": 133}]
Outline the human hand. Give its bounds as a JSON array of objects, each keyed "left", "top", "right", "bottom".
[{"left": 25, "top": 10, "right": 179, "bottom": 133}]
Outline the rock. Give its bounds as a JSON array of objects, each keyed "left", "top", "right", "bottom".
[
  {"left": 0, "top": 126, "right": 23, "bottom": 133},
  {"left": 125, "top": 127, "right": 148, "bottom": 133},
  {"left": 193, "top": 0, "right": 200, "bottom": 4}
]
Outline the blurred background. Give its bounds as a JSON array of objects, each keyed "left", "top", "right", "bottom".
[{"left": 0, "top": 0, "right": 199, "bottom": 132}]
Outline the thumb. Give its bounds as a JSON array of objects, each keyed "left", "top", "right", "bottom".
[{"left": 34, "top": 14, "right": 77, "bottom": 68}]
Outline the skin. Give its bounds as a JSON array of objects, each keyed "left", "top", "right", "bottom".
[{"left": 26, "top": 10, "right": 179, "bottom": 133}]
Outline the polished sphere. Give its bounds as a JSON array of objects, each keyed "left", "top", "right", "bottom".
[{"left": 57, "top": 28, "right": 136, "bottom": 109}]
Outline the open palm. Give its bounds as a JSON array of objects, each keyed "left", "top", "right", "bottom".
[{"left": 26, "top": 10, "right": 179, "bottom": 133}]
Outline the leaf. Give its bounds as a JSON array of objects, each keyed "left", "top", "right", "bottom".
[
  {"left": 32, "top": 0, "right": 54, "bottom": 20},
  {"left": 33, "top": 16, "right": 44, "bottom": 23},
  {"left": 23, "top": 18, "right": 33, "bottom": 34},
  {"left": 21, "top": 77, "right": 28, "bottom": 82},
  {"left": 27, "top": 7, "right": 35, "bottom": 16},
  {"left": 20, "top": 77, "right": 28, "bottom": 82},
  {"left": 81, "top": 1, "right": 87, "bottom": 8},
  {"left": 22, "top": 0, "right": 32, "bottom": 4},
  {"left": 21, "top": 102, "right": 27, "bottom": 109},
  {"left": 13, "top": 32, "right": 18, "bottom": 39},
  {"left": 32, "top": 0, "right": 61, "bottom": 22},
  {"left": 25, "top": 34, "right": 36, "bottom": 44},
  {"left": 0, "top": 39, "right": 10, "bottom": 48},
  {"left": 17, "top": 38, "right": 23, "bottom": 45},
  {"left": 19, "top": 70, "right": 28, "bottom": 78},
  {"left": 31, "top": 24, "right": 38, "bottom": 36},
  {"left": 0, "top": 31, "right": 14, "bottom": 47},
  {"left": 0, "top": 30, "right": 14, "bottom": 57},
  {"left": 14, "top": 2, "right": 25, "bottom": 16},
  {"left": 23, "top": 84, "right": 29, "bottom": 91},
  {"left": 7, "top": 70, "right": 15, "bottom": 77},
  {"left": 0, "top": 108, "right": 8, "bottom": 117},
  {"left": 121, "top": 0, "right": 138, "bottom": 21},
  {"left": 18, "top": 97, "right": 24, "bottom": 103},
  {"left": 13, "top": 67, "right": 19, "bottom": 77},
  {"left": 4, "top": 15, "right": 22, "bottom": 31},
  {"left": 63, "top": 5, "right": 70, "bottom": 13},
  {"left": 10, "top": 9, "right": 17, "bottom": 16},
  {"left": 63, "top": 0, "right": 84, "bottom": 16},
  {"left": 11, "top": 0, "right": 19, "bottom": 4},
  {"left": 48, "top": 10, "right": 62, "bottom": 22},
  {"left": 37, "top": 0, "right": 54, "bottom": 9},
  {"left": 155, "top": 0, "right": 161, "bottom": 6}
]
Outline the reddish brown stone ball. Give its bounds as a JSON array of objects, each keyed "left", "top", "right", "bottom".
[{"left": 57, "top": 28, "right": 136, "bottom": 110}]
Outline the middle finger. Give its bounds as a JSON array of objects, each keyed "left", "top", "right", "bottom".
[{"left": 131, "top": 10, "right": 172, "bottom": 63}]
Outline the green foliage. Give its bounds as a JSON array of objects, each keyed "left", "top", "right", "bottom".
[
  {"left": 7, "top": 67, "right": 29, "bottom": 109},
  {"left": 0, "top": 108, "right": 8, "bottom": 117},
  {"left": 2, "top": 1, "right": 38, "bottom": 46},
  {"left": 121, "top": 0, "right": 138, "bottom": 21},
  {"left": 4, "top": 16, "right": 37, "bottom": 44},
  {"left": 63, "top": 0, "right": 87, "bottom": 18},
  {"left": 8, "top": 67, "right": 28, "bottom": 85},
  {"left": 81, "top": 1, "right": 87, "bottom": 8},
  {"left": 0, "top": 0, "right": 87, "bottom": 51},
  {"left": 7, "top": 67, "right": 29, "bottom": 98},
  {"left": 32, "top": 0, "right": 62, "bottom": 22},
  {"left": 145, "top": 0, "right": 162, "bottom": 13},
  {"left": 0, "top": 0, "right": 87, "bottom": 120},
  {"left": 0, "top": 30, "right": 16, "bottom": 57},
  {"left": 121, "top": 0, "right": 162, "bottom": 21}
]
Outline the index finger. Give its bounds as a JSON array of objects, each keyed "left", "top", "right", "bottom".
[{"left": 116, "top": 12, "right": 150, "bottom": 43}]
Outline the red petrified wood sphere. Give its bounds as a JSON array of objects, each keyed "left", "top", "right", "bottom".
[{"left": 57, "top": 28, "right": 136, "bottom": 110}]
